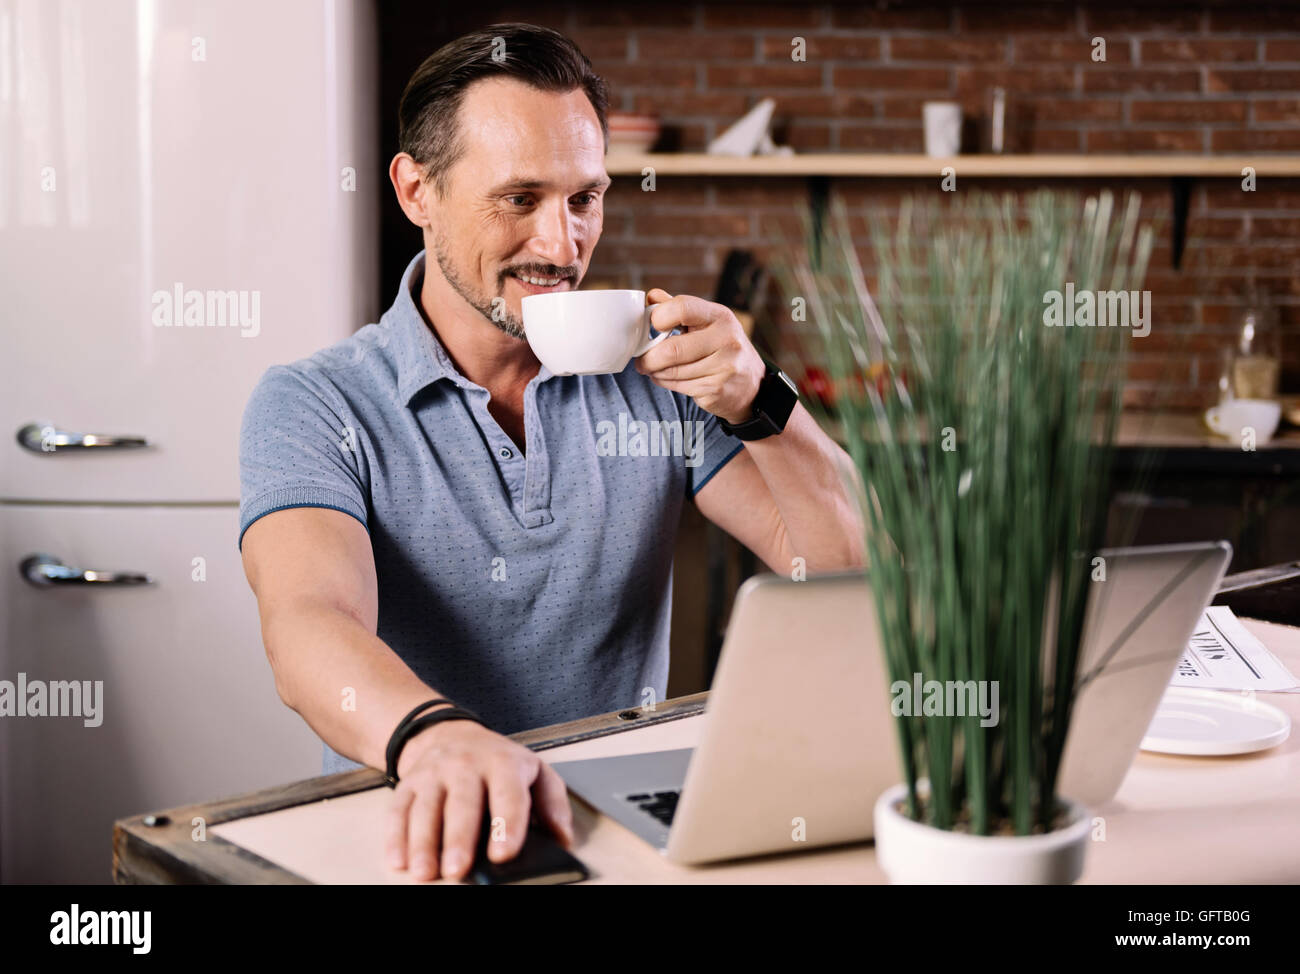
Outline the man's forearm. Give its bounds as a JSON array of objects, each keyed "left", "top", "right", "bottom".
[
  {"left": 263, "top": 600, "right": 448, "bottom": 771},
  {"left": 741, "top": 404, "right": 865, "bottom": 572}
]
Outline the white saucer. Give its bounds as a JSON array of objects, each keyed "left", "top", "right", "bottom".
[{"left": 1141, "top": 687, "right": 1292, "bottom": 756}]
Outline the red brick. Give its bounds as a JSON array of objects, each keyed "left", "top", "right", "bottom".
[
  {"left": 1083, "top": 68, "right": 1200, "bottom": 93},
  {"left": 782, "top": 122, "right": 833, "bottom": 150},
  {"left": 1255, "top": 99, "right": 1300, "bottom": 123},
  {"left": 830, "top": 6, "right": 951, "bottom": 29},
  {"left": 599, "top": 63, "right": 696, "bottom": 89},
  {"left": 1200, "top": 303, "right": 1245, "bottom": 327},
  {"left": 657, "top": 122, "right": 711, "bottom": 150},
  {"left": 1265, "top": 40, "right": 1300, "bottom": 62},
  {"left": 955, "top": 65, "right": 1077, "bottom": 95},
  {"left": 1133, "top": 331, "right": 1231, "bottom": 355},
  {"left": 636, "top": 31, "right": 754, "bottom": 61},
  {"left": 1212, "top": 129, "right": 1300, "bottom": 152},
  {"left": 600, "top": 242, "right": 721, "bottom": 269},
  {"left": 1088, "top": 5, "right": 1204, "bottom": 32},
  {"left": 1086, "top": 129, "right": 1204, "bottom": 151},
  {"left": 632, "top": 91, "right": 750, "bottom": 117},
  {"left": 1024, "top": 128, "right": 1084, "bottom": 152},
  {"left": 1022, "top": 97, "right": 1125, "bottom": 121},
  {"left": 1204, "top": 184, "right": 1300, "bottom": 210},
  {"left": 1130, "top": 99, "right": 1248, "bottom": 122},
  {"left": 708, "top": 182, "right": 805, "bottom": 207},
  {"left": 1143, "top": 272, "right": 1211, "bottom": 298},
  {"left": 1209, "top": 7, "right": 1300, "bottom": 31},
  {"left": 1206, "top": 69, "right": 1300, "bottom": 92},
  {"left": 839, "top": 126, "right": 923, "bottom": 152},
  {"left": 702, "top": 3, "right": 825, "bottom": 28},
  {"left": 610, "top": 178, "right": 713, "bottom": 207},
  {"left": 1209, "top": 244, "right": 1300, "bottom": 271},
  {"left": 566, "top": 7, "right": 693, "bottom": 28},
  {"left": 1187, "top": 216, "right": 1248, "bottom": 239},
  {"left": 633, "top": 211, "right": 753, "bottom": 239},
  {"left": 834, "top": 66, "right": 951, "bottom": 91},
  {"left": 958, "top": 4, "right": 1076, "bottom": 31},
  {"left": 880, "top": 96, "right": 930, "bottom": 120},
  {"left": 766, "top": 93, "right": 839, "bottom": 116},
  {"left": 755, "top": 208, "right": 810, "bottom": 242},
  {"left": 891, "top": 37, "right": 1008, "bottom": 62},
  {"left": 831, "top": 92, "right": 877, "bottom": 118},
  {"left": 1016, "top": 38, "right": 1129, "bottom": 64},
  {"left": 1253, "top": 217, "right": 1300, "bottom": 237},
  {"left": 1127, "top": 358, "right": 1192, "bottom": 385},
  {"left": 1141, "top": 39, "right": 1259, "bottom": 63},
  {"left": 761, "top": 34, "right": 882, "bottom": 61},
  {"left": 565, "top": 29, "right": 630, "bottom": 61},
  {"left": 707, "top": 63, "right": 824, "bottom": 88}
]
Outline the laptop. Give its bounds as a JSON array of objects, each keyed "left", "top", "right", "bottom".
[{"left": 552, "top": 541, "right": 1232, "bottom": 865}]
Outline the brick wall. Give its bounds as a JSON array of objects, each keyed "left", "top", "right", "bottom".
[{"left": 382, "top": 1, "right": 1300, "bottom": 408}]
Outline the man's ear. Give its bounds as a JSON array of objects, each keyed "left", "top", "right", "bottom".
[{"left": 389, "top": 153, "right": 433, "bottom": 228}]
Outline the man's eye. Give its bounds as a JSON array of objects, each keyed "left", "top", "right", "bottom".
[
  {"left": 572, "top": 193, "right": 597, "bottom": 206},
  {"left": 506, "top": 195, "right": 531, "bottom": 207}
]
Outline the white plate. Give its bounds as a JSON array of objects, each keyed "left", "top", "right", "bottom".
[{"left": 1141, "top": 687, "right": 1292, "bottom": 756}]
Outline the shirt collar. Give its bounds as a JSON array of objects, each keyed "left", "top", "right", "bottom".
[{"left": 388, "top": 250, "right": 553, "bottom": 405}]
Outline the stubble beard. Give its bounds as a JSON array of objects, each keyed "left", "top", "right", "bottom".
[{"left": 431, "top": 230, "right": 527, "bottom": 340}]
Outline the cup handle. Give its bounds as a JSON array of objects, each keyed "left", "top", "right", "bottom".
[
  {"left": 1205, "top": 406, "right": 1225, "bottom": 435},
  {"left": 632, "top": 306, "right": 672, "bottom": 358}
]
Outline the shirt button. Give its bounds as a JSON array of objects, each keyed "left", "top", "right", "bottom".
[{"left": 498, "top": 447, "right": 513, "bottom": 459}]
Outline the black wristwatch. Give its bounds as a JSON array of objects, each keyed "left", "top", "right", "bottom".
[{"left": 719, "top": 360, "right": 800, "bottom": 441}]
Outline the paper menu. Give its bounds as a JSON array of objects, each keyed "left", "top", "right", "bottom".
[{"left": 1172, "top": 607, "right": 1300, "bottom": 693}]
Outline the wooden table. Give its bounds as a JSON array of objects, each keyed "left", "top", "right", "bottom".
[{"left": 113, "top": 619, "right": 1300, "bottom": 884}]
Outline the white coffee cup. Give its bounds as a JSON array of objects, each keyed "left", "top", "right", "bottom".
[
  {"left": 521, "top": 289, "right": 669, "bottom": 376},
  {"left": 1205, "top": 398, "right": 1282, "bottom": 444},
  {"left": 923, "top": 101, "right": 962, "bottom": 157}
]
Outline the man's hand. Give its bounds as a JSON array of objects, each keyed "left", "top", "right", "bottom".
[
  {"left": 635, "top": 288, "right": 766, "bottom": 424},
  {"left": 384, "top": 718, "right": 574, "bottom": 882}
]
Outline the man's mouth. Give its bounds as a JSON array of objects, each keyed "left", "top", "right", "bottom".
[{"left": 508, "top": 271, "right": 571, "bottom": 294}]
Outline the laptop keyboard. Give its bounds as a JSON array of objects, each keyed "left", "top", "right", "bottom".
[{"left": 625, "top": 790, "right": 680, "bottom": 827}]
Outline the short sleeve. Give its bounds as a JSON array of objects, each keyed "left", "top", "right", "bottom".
[
  {"left": 678, "top": 394, "right": 744, "bottom": 497},
  {"left": 238, "top": 365, "right": 369, "bottom": 549}
]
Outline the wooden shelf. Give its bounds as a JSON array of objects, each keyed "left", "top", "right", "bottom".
[{"left": 604, "top": 152, "right": 1300, "bottom": 178}]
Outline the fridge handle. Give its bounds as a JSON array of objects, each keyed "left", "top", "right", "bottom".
[
  {"left": 17, "top": 423, "right": 149, "bottom": 453},
  {"left": 20, "top": 554, "right": 153, "bottom": 587}
]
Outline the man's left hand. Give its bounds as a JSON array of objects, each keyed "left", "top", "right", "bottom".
[{"left": 635, "top": 288, "right": 765, "bottom": 425}]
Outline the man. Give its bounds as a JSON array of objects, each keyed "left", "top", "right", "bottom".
[{"left": 239, "top": 23, "right": 862, "bottom": 883}]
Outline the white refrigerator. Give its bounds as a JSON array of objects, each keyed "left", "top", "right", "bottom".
[{"left": 0, "top": 0, "right": 378, "bottom": 882}]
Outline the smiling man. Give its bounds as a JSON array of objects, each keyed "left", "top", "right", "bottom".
[{"left": 238, "top": 23, "right": 862, "bottom": 883}]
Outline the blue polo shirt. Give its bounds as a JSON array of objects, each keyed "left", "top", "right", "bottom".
[{"left": 238, "top": 251, "right": 741, "bottom": 772}]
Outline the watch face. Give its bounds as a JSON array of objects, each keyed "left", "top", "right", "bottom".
[{"left": 775, "top": 368, "right": 799, "bottom": 396}]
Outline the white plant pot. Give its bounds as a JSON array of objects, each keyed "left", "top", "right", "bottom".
[{"left": 874, "top": 783, "right": 1092, "bottom": 884}]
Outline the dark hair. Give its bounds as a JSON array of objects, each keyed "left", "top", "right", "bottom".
[{"left": 398, "top": 23, "right": 609, "bottom": 198}]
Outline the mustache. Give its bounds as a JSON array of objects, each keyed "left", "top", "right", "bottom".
[{"left": 503, "top": 266, "right": 578, "bottom": 281}]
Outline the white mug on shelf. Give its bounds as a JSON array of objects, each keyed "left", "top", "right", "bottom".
[
  {"left": 1204, "top": 398, "right": 1282, "bottom": 445},
  {"left": 923, "top": 101, "right": 962, "bottom": 158}
]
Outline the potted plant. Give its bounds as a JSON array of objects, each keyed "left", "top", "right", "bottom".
[{"left": 772, "top": 190, "right": 1155, "bottom": 883}]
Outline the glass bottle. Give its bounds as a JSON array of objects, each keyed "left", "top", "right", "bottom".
[{"left": 1231, "top": 290, "right": 1281, "bottom": 401}]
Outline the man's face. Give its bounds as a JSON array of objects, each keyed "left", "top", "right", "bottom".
[{"left": 426, "top": 77, "right": 609, "bottom": 339}]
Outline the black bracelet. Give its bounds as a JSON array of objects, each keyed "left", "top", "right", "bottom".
[
  {"left": 391, "top": 698, "right": 457, "bottom": 743},
  {"left": 385, "top": 699, "right": 455, "bottom": 785},
  {"left": 384, "top": 704, "right": 484, "bottom": 787}
]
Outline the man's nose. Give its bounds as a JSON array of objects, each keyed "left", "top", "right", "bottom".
[{"left": 529, "top": 199, "right": 580, "bottom": 268}]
